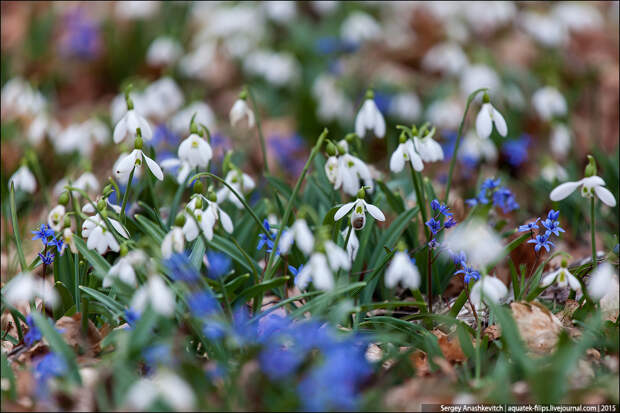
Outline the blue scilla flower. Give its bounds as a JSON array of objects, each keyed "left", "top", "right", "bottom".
[
  {"left": 455, "top": 264, "right": 481, "bottom": 284},
  {"left": 165, "top": 253, "right": 200, "bottom": 283},
  {"left": 206, "top": 250, "right": 232, "bottom": 280},
  {"left": 203, "top": 319, "right": 227, "bottom": 341},
  {"left": 259, "top": 344, "right": 305, "bottom": 381},
  {"left": 501, "top": 135, "right": 530, "bottom": 167},
  {"left": 188, "top": 290, "right": 220, "bottom": 318},
  {"left": 38, "top": 251, "right": 55, "bottom": 265},
  {"left": 24, "top": 315, "right": 42, "bottom": 346},
  {"left": 542, "top": 219, "right": 565, "bottom": 237},
  {"left": 288, "top": 264, "right": 303, "bottom": 285},
  {"left": 34, "top": 353, "right": 67, "bottom": 382},
  {"left": 425, "top": 218, "right": 442, "bottom": 235},
  {"left": 466, "top": 188, "right": 490, "bottom": 207},
  {"left": 430, "top": 199, "right": 452, "bottom": 217},
  {"left": 59, "top": 8, "right": 101, "bottom": 60},
  {"left": 257, "top": 219, "right": 277, "bottom": 253},
  {"left": 428, "top": 239, "right": 440, "bottom": 249},
  {"left": 547, "top": 209, "right": 560, "bottom": 221},
  {"left": 50, "top": 237, "right": 64, "bottom": 252},
  {"left": 481, "top": 178, "right": 502, "bottom": 191},
  {"left": 151, "top": 124, "right": 179, "bottom": 147},
  {"left": 528, "top": 234, "right": 554, "bottom": 253},
  {"left": 444, "top": 216, "right": 457, "bottom": 229},
  {"left": 451, "top": 251, "right": 467, "bottom": 267},
  {"left": 143, "top": 344, "right": 173, "bottom": 374},
  {"left": 518, "top": 218, "right": 540, "bottom": 232},
  {"left": 493, "top": 187, "right": 519, "bottom": 213},
  {"left": 124, "top": 308, "right": 140, "bottom": 327},
  {"left": 32, "top": 225, "right": 54, "bottom": 245}
]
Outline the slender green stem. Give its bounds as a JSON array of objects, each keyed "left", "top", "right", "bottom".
[
  {"left": 410, "top": 165, "right": 430, "bottom": 239},
  {"left": 217, "top": 276, "right": 233, "bottom": 317},
  {"left": 246, "top": 86, "right": 270, "bottom": 173},
  {"left": 444, "top": 88, "right": 488, "bottom": 204},
  {"left": 343, "top": 225, "right": 353, "bottom": 252},
  {"left": 590, "top": 197, "right": 596, "bottom": 269},
  {"left": 74, "top": 252, "right": 80, "bottom": 312},
  {"left": 427, "top": 247, "right": 433, "bottom": 313},
  {"left": 474, "top": 303, "right": 481, "bottom": 382},
  {"left": 120, "top": 167, "right": 135, "bottom": 225},
  {"left": 9, "top": 183, "right": 26, "bottom": 272}
]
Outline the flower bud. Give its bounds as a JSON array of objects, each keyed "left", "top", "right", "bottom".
[
  {"left": 97, "top": 198, "right": 106, "bottom": 211},
  {"left": 561, "top": 259, "right": 568, "bottom": 268},
  {"left": 120, "top": 243, "right": 129, "bottom": 257},
  {"left": 326, "top": 141, "right": 337, "bottom": 157},
  {"left": 410, "top": 125, "right": 418, "bottom": 136},
  {"left": 195, "top": 197, "right": 203, "bottom": 210},
  {"left": 357, "top": 187, "right": 366, "bottom": 199},
  {"left": 482, "top": 92, "right": 490, "bottom": 103},
  {"left": 58, "top": 191, "right": 69, "bottom": 206},
  {"left": 174, "top": 212, "right": 186, "bottom": 227},
  {"left": 399, "top": 132, "right": 407, "bottom": 144},
  {"left": 63, "top": 216, "right": 72, "bottom": 228},
  {"left": 134, "top": 135, "right": 143, "bottom": 150},
  {"left": 193, "top": 180, "right": 203, "bottom": 195},
  {"left": 584, "top": 155, "right": 597, "bottom": 177},
  {"left": 345, "top": 133, "right": 357, "bottom": 143},
  {"left": 208, "top": 191, "right": 217, "bottom": 202},
  {"left": 365, "top": 89, "right": 374, "bottom": 100}
]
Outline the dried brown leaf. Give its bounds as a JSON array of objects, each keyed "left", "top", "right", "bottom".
[{"left": 510, "top": 301, "right": 563, "bottom": 355}]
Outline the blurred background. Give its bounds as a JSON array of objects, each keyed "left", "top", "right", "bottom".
[{"left": 2, "top": 1, "right": 619, "bottom": 278}]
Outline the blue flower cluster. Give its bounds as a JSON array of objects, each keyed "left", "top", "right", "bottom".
[
  {"left": 31, "top": 224, "right": 63, "bottom": 264},
  {"left": 521, "top": 209, "right": 564, "bottom": 253},
  {"left": 257, "top": 219, "right": 278, "bottom": 254},
  {"left": 501, "top": 135, "right": 531, "bottom": 167},
  {"left": 24, "top": 315, "right": 42, "bottom": 346},
  {"left": 466, "top": 177, "right": 519, "bottom": 213},
  {"left": 451, "top": 251, "right": 481, "bottom": 284},
  {"left": 268, "top": 134, "right": 307, "bottom": 176},
  {"left": 165, "top": 252, "right": 201, "bottom": 283},
  {"left": 425, "top": 199, "right": 457, "bottom": 244},
  {"left": 33, "top": 352, "right": 67, "bottom": 399}
]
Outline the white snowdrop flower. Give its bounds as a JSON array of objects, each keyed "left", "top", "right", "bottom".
[
  {"left": 426, "top": 98, "right": 463, "bottom": 130},
  {"left": 216, "top": 170, "right": 256, "bottom": 209},
  {"left": 460, "top": 64, "right": 500, "bottom": 99},
  {"left": 0, "top": 77, "right": 45, "bottom": 119},
  {"left": 113, "top": 152, "right": 143, "bottom": 185},
  {"left": 385, "top": 251, "right": 420, "bottom": 289},
  {"left": 334, "top": 195, "right": 385, "bottom": 231},
  {"left": 146, "top": 36, "right": 183, "bottom": 67},
  {"left": 588, "top": 263, "right": 618, "bottom": 301},
  {"left": 229, "top": 97, "right": 255, "bottom": 128},
  {"left": 110, "top": 92, "right": 149, "bottom": 125},
  {"left": 414, "top": 126, "right": 444, "bottom": 162},
  {"left": 82, "top": 214, "right": 129, "bottom": 255},
  {"left": 243, "top": 50, "right": 300, "bottom": 86},
  {"left": 115, "top": 148, "right": 164, "bottom": 182},
  {"left": 142, "top": 77, "right": 185, "bottom": 121},
  {"left": 324, "top": 240, "right": 351, "bottom": 271},
  {"left": 55, "top": 123, "right": 93, "bottom": 156},
  {"left": 82, "top": 118, "right": 109, "bottom": 145},
  {"left": 340, "top": 11, "right": 382, "bottom": 44},
  {"left": 312, "top": 75, "right": 354, "bottom": 124},
  {"left": 296, "top": 253, "right": 333, "bottom": 291},
  {"left": 470, "top": 275, "right": 508, "bottom": 309},
  {"left": 532, "top": 86, "right": 567, "bottom": 121},
  {"left": 355, "top": 91, "right": 386, "bottom": 139},
  {"left": 475, "top": 95, "right": 508, "bottom": 139},
  {"left": 324, "top": 156, "right": 340, "bottom": 185},
  {"left": 390, "top": 137, "right": 424, "bottom": 173},
  {"left": 550, "top": 123, "right": 571, "bottom": 158},
  {"left": 115, "top": 1, "right": 159, "bottom": 19},
  {"left": 204, "top": 198, "right": 234, "bottom": 238},
  {"left": 9, "top": 165, "right": 36, "bottom": 193},
  {"left": 161, "top": 227, "right": 185, "bottom": 259},
  {"left": 264, "top": 1, "right": 296, "bottom": 23},
  {"left": 460, "top": 130, "right": 498, "bottom": 164},
  {"left": 60, "top": 227, "right": 77, "bottom": 255},
  {"left": 541, "top": 162, "right": 568, "bottom": 183},
  {"left": 47, "top": 205, "right": 66, "bottom": 232},
  {"left": 126, "top": 371, "right": 195, "bottom": 411},
  {"left": 335, "top": 153, "right": 374, "bottom": 197},
  {"left": 342, "top": 228, "right": 359, "bottom": 263},
  {"left": 444, "top": 219, "right": 503, "bottom": 268},
  {"left": 160, "top": 157, "right": 192, "bottom": 185},
  {"left": 182, "top": 203, "right": 214, "bottom": 242},
  {"left": 131, "top": 275, "right": 176, "bottom": 317},
  {"left": 178, "top": 42, "right": 217, "bottom": 80},
  {"left": 104, "top": 251, "right": 146, "bottom": 288},
  {"left": 550, "top": 176, "right": 616, "bottom": 207},
  {"left": 170, "top": 102, "right": 216, "bottom": 136},
  {"left": 422, "top": 42, "right": 469, "bottom": 76},
  {"left": 280, "top": 219, "right": 315, "bottom": 256},
  {"left": 389, "top": 92, "right": 421, "bottom": 122},
  {"left": 3, "top": 272, "right": 59, "bottom": 308},
  {"left": 74, "top": 172, "right": 100, "bottom": 194},
  {"left": 113, "top": 109, "right": 153, "bottom": 144},
  {"left": 552, "top": 2, "right": 603, "bottom": 32},
  {"left": 178, "top": 133, "right": 212, "bottom": 169},
  {"left": 28, "top": 113, "right": 60, "bottom": 145},
  {"left": 541, "top": 262, "right": 580, "bottom": 291},
  {"left": 311, "top": 1, "right": 338, "bottom": 15},
  {"left": 464, "top": 1, "right": 516, "bottom": 34},
  {"left": 520, "top": 11, "right": 567, "bottom": 48}
]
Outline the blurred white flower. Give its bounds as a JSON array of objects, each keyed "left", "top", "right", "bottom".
[
  {"left": 74, "top": 172, "right": 100, "bottom": 194},
  {"left": 113, "top": 109, "right": 153, "bottom": 144},
  {"left": 550, "top": 176, "right": 616, "bottom": 207},
  {"left": 143, "top": 77, "right": 185, "bottom": 120},
  {"left": 460, "top": 130, "right": 498, "bottom": 164},
  {"left": 389, "top": 92, "right": 421, "bottom": 122},
  {"left": 1, "top": 77, "right": 46, "bottom": 119},
  {"left": 264, "top": 1, "right": 296, "bottom": 23},
  {"left": 115, "top": 148, "right": 164, "bottom": 182},
  {"left": 342, "top": 227, "right": 359, "bottom": 263},
  {"left": 532, "top": 86, "right": 567, "bottom": 121},
  {"left": 126, "top": 371, "right": 195, "bottom": 411},
  {"left": 104, "top": 251, "right": 145, "bottom": 288},
  {"left": 475, "top": 101, "right": 507, "bottom": 139},
  {"left": 340, "top": 11, "right": 382, "bottom": 44},
  {"left": 179, "top": 42, "right": 217, "bottom": 80},
  {"left": 55, "top": 123, "right": 92, "bottom": 156},
  {"left": 9, "top": 165, "right": 36, "bottom": 193},
  {"left": 588, "top": 263, "right": 618, "bottom": 301},
  {"left": 60, "top": 227, "right": 77, "bottom": 255},
  {"left": 550, "top": 123, "right": 571, "bottom": 158},
  {"left": 520, "top": 11, "right": 567, "bottom": 47},
  {"left": 161, "top": 227, "right": 185, "bottom": 259},
  {"left": 243, "top": 50, "right": 300, "bottom": 86},
  {"left": 335, "top": 153, "right": 374, "bottom": 197},
  {"left": 4, "top": 272, "right": 59, "bottom": 308},
  {"left": 28, "top": 113, "right": 60, "bottom": 145},
  {"left": 385, "top": 251, "right": 420, "bottom": 289},
  {"left": 334, "top": 198, "right": 385, "bottom": 231},
  {"left": 229, "top": 98, "right": 255, "bottom": 128},
  {"left": 131, "top": 276, "right": 176, "bottom": 317},
  {"left": 115, "top": 1, "right": 159, "bottom": 19},
  {"left": 47, "top": 205, "right": 66, "bottom": 232},
  {"left": 444, "top": 220, "right": 503, "bottom": 268},
  {"left": 426, "top": 98, "right": 463, "bottom": 130},
  {"left": 422, "top": 42, "right": 469, "bottom": 76},
  {"left": 460, "top": 64, "right": 501, "bottom": 98},
  {"left": 146, "top": 36, "right": 183, "bottom": 67},
  {"left": 414, "top": 127, "right": 444, "bottom": 162},
  {"left": 280, "top": 219, "right": 315, "bottom": 256},
  {"left": 541, "top": 162, "right": 568, "bottom": 183},
  {"left": 296, "top": 252, "right": 334, "bottom": 291},
  {"left": 82, "top": 118, "right": 109, "bottom": 145},
  {"left": 552, "top": 2, "right": 603, "bottom": 32},
  {"left": 216, "top": 170, "right": 256, "bottom": 209},
  {"left": 470, "top": 275, "right": 508, "bottom": 309},
  {"left": 390, "top": 138, "right": 424, "bottom": 173},
  {"left": 464, "top": 1, "right": 516, "bottom": 34},
  {"left": 312, "top": 75, "right": 354, "bottom": 124},
  {"left": 355, "top": 94, "right": 386, "bottom": 139},
  {"left": 311, "top": 1, "right": 338, "bottom": 15}
]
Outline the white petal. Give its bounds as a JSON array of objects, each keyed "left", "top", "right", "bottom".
[
  {"left": 109, "top": 218, "right": 130, "bottom": 238},
  {"left": 138, "top": 116, "right": 152, "bottom": 140},
  {"left": 540, "top": 271, "right": 558, "bottom": 287},
  {"left": 475, "top": 104, "right": 493, "bottom": 139},
  {"left": 566, "top": 272, "right": 581, "bottom": 291},
  {"left": 373, "top": 106, "right": 386, "bottom": 138},
  {"left": 279, "top": 230, "right": 295, "bottom": 255},
  {"left": 143, "top": 154, "right": 164, "bottom": 180},
  {"left": 549, "top": 180, "right": 581, "bottom": 201},
  {"left": 113, "top": 116, "right": 127, "bottom": 143},
  {"left": 363, "top": 201, "right": 385, "bottom": 221},
  {"left": 594, "top": 185, "right": 616, "bottom": 207},
  {"left": 219, "top": 208, "right": 234, "bottom": 233},
  {"left": 390, "top": 145, "right": 406, "bottom": 173},
  {"left": 295, "top": 220, "right": 315, "bottom": 256},
  {"left": 492, "top": 107, "right": 508, "bottom": 137},
  {"left": 115, "top": 150, "right": 139, "bottom": 176},
  {"left": 334, "top": 201, "right": 356, "bottom": 221}
]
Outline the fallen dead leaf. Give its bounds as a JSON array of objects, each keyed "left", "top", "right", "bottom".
[
  {"left": 483, "top": 324, "right": 501, "bottom": 341},
  {"left": 510, "top": 301, "right": 563, "bottom": 355},
  {"left": 558, "top": 299, "right": 581, "bottom": 327},
  {"left": 431, "top": 329, "right": 467, "bottom": 363},
  {"left": 55, "top": 314, "right": 102, "bottom": 356},
  {"left": 410, "top": 350, "right": 430, "bottom": 377}
]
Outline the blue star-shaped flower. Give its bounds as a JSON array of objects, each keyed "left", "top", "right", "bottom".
[
  {"left": 542, "top": 219, "right": 565, "bottom": 237},
  {"left": 38, "top": 251, "right": 55, "bottom": 265},
  {"left": 518, "top": 217, "right": 540, "bottom": 232},
  {"left": 455, "top": 264, "right": 481, "bottom": 284},
  {"left": 481, "top": 178, "right": 501, "bottom": 191},
  {"left": 527, "top": 234, "right": 555, "bottom": 252},
  {"left": 425, "top": 218, "right": 442, "bottom": 235},
  {"left": 31, "top": 225, "right": 54, "bottom": 245},
  {"left": 547, "top": 209, "right": 560, "bottom": 221}
]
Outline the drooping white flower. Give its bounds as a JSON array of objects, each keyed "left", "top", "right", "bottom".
[
  {"left": 264, "top": 1, "right": 296, "bottom": 23},
  {"left": 312, "top": 75, "right": 354, "bottom": 124},
  {"left": 28, "top": 113, "right": 60, "bottom": 145},
  {"left": 113, "top": 109, "right": 153, "bottom": 144},
  {"left": 541, "top": 264, "right": 580, "bottom": 291},
  {"left": 388, "top": 92, "right": 421, "bottom": 122},
  {"left": 414, "top": 126, "right": 444, "bottom": 162},
  {"left": 60, "top": 227, "right": 77, "bottom": 255},
  {"left": 115, "top": 148, "right": 164, "bottom": 182},
  {"left": 550, "top": 176, "right": 616, "bottom": 207},
  {"left": 74, "top": 172, "right": 100, "bottom": 194},
  {"left": 104, "top": 251, "right": 145, "bottom": 288},
  {"left": 113, "top": 152, "right": 142, "bottom": 185},
  {"left": 115, "top": 1, "right": 159, "bottom": 20},
  {"left": 324, "top": 156, "right": 340, "bottom": 184},
  {"left": 464, "top": 1, "right": 516, "bottom": 35},
  {"left": 532, "top": 86, "right": 567, "bottom": 121},
  {"left": 342, "top": 228, "right": 359, "bottom": 263},
  {"left": 550, "top": 123, "right": 571, "bottom": 158},
  {"left": 295, "top": 253, "right": 333, "bottom": 291},
  {"left": 470, "top": 275, "right": 508, "bottom": 309},
  {"left": 340, "top": 11, "right": 382, "bottom": 44},
  {"left": 280, "top": 219, "right": 315, "bottom": 255},
  {"left": 460, "top": 130, "right": 498, "bottom": 164},
  {"left": 324, "top": 240, "right": 351, "bottom": 272},
  {"left": 131, "top": 275, "right": 176, "bottom": 317},
  {"left": 161, "top": 227, "right": 185, "bottom": 259},
  {"left": 385, "top": 251, "right": 421, "bottom": 289},
  {"left": 182, "top": 206, "right": 214, "bottom": 242},
  {"left": 55, "top": 123, "right": 92, "bottom": 156},
  {"left": 334, "top": 197, "right": 385, "bottom": 231},
  {"left": 3, "top": 272, "right": 59, "bottom": 308},
  {"left": 520, "top": 11, "right": 567, "bottom": 48},
  {"left": 426, "top": 98, "right": 463, "bottom": 130},
  {"left": 82, "top": 214, "right": 129, "bottom": 255},
  {"left": 541, "top": 162, "right": 568, "bottom": 183},
  {"left": 204, "top": 198, "right": 234, "bottom": 238},
  {"left": 142, "top": 77, "right": 185, "bottom": 120},
  {"left": 243, "top": 50, "right": 300, "bottom": 86},
  {"left": 178, "top": 133, "right": 212, "bottom": 169},
  {"left": 355, "top": 93, "right": 386, "bottom": 139},
  {"left": 460, "top": 64, "right": 500, "bottom": 98},
  {"left": 390, "top": 138, "right": 424, "bottom": 173},
  {"left": 444, "top": 219, "right": 503, "bottom": 268},
  {"left": 335, "top": 153, "right": 374, "bottom": 197},
  {"left": 81, "top": 118, "right": 110, "bottom": 145},
  {"left": 588, "top": 263, "right": 618, "bottom": 301},
  {"left": 216, "top": 170, "right": 256, "bottom": 209},
  {"left": 9, "top": 165, "right": 36, "bottom": 193},
  {"left": 47, "top": 205, "right": 66, "bottom": 232},
  {"left": 552, "top": 2, "right": 603, "bottom": 32},
  {"left": 476, "top": 99, "right": 508, "bottom": 139},
  {"left": 125, "top": 370, "right": 196, "bottom": 411},
  {"left": 146, "top": 36, "right": 183, "bottom": 67},
  {"left": 229, "top": 98, "right": 255, "bottom": 128},
  {"left": 161, "top": 157, "right": 193, "bottom": 185},
  {"left": 422, "top": 42, "right": 469, "bottom": 77}
]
